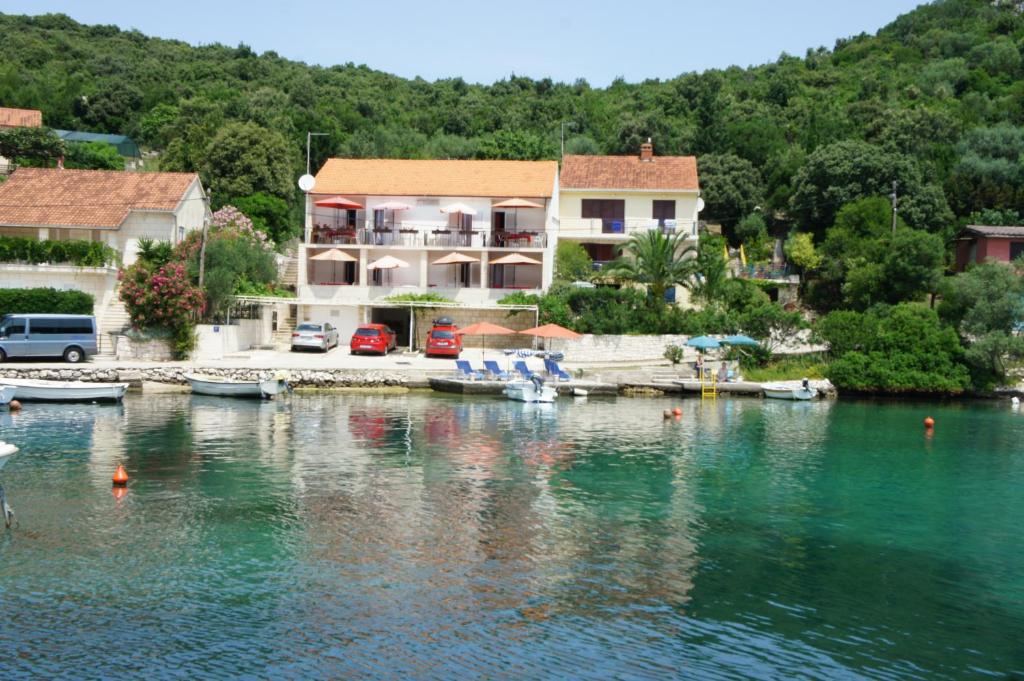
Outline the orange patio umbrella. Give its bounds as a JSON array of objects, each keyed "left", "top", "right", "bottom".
[
  {"left": 457, "top": 321, "right": 517, "bottom": 358},
  {"left": 519, "top": 323, "right": 582, "bottom": 355},
  {"left": 314, "top": 196, "right": 364, "bottom": 230},
  {"left": 492, "top": 198, "right": 544, "bottom": 230},
  {"left": 310, "top": 248, "right": 358, "bottom": 283}
]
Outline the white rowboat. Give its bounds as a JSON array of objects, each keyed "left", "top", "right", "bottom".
[
  {"left": 0, "top": 441, "right": 17, "bottom": 470},
  {"left": 185, "top": 373, "right": 289, "bottom": 399},
  {"left": 504, "top": 378, "right": 557, "bottom": 403},
  {"left": 0, "top": 385, "right": 14, "bottom": 406},
  {"left": 0, "top": 378, "right": 127, "bottom": 402},
  {"left": 763, "top": 382, "right": 817, "bottom": 401}
]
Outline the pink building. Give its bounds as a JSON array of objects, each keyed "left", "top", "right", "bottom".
[{"left": 952, "top": 225, "right": 1024, "bottom": 272}]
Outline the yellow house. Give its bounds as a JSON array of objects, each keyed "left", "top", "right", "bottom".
[{"left": 558, "top": 141, "right": 701, "bottom": 274}]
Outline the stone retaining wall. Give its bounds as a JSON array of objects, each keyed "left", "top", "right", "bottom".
[
  {"left": 559, "top": 334, "right": 692, "bottom": 363},
  {"left": 114, "top": 335, "right": 174, "bottom": 362},
  {"left": 0, "top": 366, "right": 418, "bottom": 388}
]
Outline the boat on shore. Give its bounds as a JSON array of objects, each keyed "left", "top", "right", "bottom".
[
  {"left": 503, "top": 377, "right": 557, "bottom": 403},
  {"left": 185, "top": 373, "right": 289, "bottom": 399},
  {"left": 763, "top": 380, "right": 817, "bottom": 401},
  {"left": 0, "top": 385, "right": 15, "bottom": 406},
  {"left": 0, "top": 441, "right": 17, "bottom": 470},
  {"left": 0, "top": 378, "right": 127, "bottom": 402}
]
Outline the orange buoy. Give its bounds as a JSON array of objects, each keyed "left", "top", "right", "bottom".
[
  {"left": 924, "top": 416, "right": 935, "bottom": 429},
  {"left": 8, "top": 400, "right": 21, "bottom": 411},
  {"left": 672, "top": 407, "right": 682, "bottom": 416},
  {"left": 112, "top": 465, "right": 129, "bottom": 486}
]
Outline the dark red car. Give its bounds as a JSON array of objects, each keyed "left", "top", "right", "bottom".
[
  {"left": 350, "top": 323, "right": 397, "bottom": 355},
  {"left": 424, "top": 317, "right": 461, "bottom": 358}
]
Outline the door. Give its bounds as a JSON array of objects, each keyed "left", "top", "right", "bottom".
[
  {"left": 26, "top": 317, "right": 64, "bottom": 357},
  {"left": 0, "top": 316, "right": 28, "bottom": 358}
]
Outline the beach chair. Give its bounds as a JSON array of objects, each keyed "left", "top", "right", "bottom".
[
  {"left": 513, "top": 361, "right": 535, "bottom": 380},
  {"left": 483, "top": 360, "right": 511, "bottom": 380},
  {"left": 455, "top": 360, "right": 484, "bottom": 380},
  {"left": 544, "top": 358, "right": 571, "bottom": 381}
]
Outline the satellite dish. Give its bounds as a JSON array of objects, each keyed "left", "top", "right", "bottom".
[
  {"left": 696, "top": 197, "right": 705, "bottom": 213},
  {"left": 298, "top": 174, "right": 316, "bottom": 192}
]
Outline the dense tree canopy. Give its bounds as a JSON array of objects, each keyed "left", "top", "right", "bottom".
[{"left": 3, "top": 0, "right": 1024, "bottom": 246}]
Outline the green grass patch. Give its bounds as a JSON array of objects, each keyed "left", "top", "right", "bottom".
[{"left": 743, "top": 355, "right": 828, "bottom": 382}]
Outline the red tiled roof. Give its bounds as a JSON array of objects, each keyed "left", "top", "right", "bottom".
[
  {"left": 0, "top": 168, "right": 199, "bottom": 229},
  {"left": 959, "top": 225, "right": 1024, "bottom": 238},
  {"left": 561, "top": 154, "right": 699, "bottom": 191},
  {"left": 314, "top": 159, "right": 557, "bottom": 198},
  {"left": 0, "top": 107, "right": 43, "bottom": 128}
]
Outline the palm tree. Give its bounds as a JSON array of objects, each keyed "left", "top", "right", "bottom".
[{"left": 603, "top": 230, "right": 697, "bottom": 305}]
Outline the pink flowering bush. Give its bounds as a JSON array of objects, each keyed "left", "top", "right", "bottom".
[{"left": 119, "top": 260, "right": 204, "bottom": 358}]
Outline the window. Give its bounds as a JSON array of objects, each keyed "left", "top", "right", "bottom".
[
  {"left": 653, "top": 200, "right": 676, "bottom": 227},
  {"left": 355, "top": 328, "right": 381, "bottom": 337},
  {"left": 581, "top": 199, "right": 625, "bottom": 233},
  {"left": 0, "top": 317, "right": 25, "bottom": 336},
  {"left": 28, "top": 318, "right": 93, "bottom": 335},
  {"left": 296, "top": 323, "right": 322, "bottom": 332},
  {"left": 1011, "top": 242, "right": 1024, "bottom": 262},
  {"left": 431, "top": 330, "right": 455, "bottom": 340}
]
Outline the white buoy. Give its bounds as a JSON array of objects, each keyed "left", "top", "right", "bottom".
[{"left": 1012, "top": 396, "right": 1020, "bottom": 409}]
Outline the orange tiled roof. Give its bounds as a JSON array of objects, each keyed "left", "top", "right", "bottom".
[
  {"left": 561, "top": 154, "right": 699, "bottom": 191},
  {"left": 314, "top": 159, "right": 557, "bottom": 198},
  {"left": 0, "top": 107, "right": 43, "bottom": 128},
  {"left": 0, "top": 168, "right": 199, "bottom": 229}
]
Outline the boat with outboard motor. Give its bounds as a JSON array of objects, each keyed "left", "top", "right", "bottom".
[
  {"left": 503, "top": 375, "right": 558, "bottom": 403},
  {"left": 185, "top": 372, "right": 291, "bottom": 399}
]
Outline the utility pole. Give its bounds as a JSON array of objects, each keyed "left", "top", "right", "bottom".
[
  {"left": 198, "top": 190, "right": 211, "bottom": 288},
  {"left": 890, "top": 180, "right": 898, "bottom": 234},
  {"left": 560, "top": 121, "right": 576, "bottom": 159},
  {"left": 306, "top": 131, "right": 327, "bottom": 176}
]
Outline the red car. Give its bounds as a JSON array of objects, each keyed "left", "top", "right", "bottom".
[
  {"left": 350, "top": 324, "right": 397, "bottom": 355},
  {"left": 424, "top": 318, "right": 461, "bottom": 358}
]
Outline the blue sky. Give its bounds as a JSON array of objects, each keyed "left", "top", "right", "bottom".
[{"left": 4, "top": 0, "right": 925, "bottom": 85}]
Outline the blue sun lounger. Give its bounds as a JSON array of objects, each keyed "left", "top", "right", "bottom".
[
  {"left": 455, "top": 360, "right": 484, "bottom": 380},
  {"left": 513, "top": 361, "right": 535, "bottom": 380},
  {"left": 545, "top": 358, "right": 571, "bottom": 381},
  {"left": 483, "top": 360, "right": 511, "bottom": 380}
]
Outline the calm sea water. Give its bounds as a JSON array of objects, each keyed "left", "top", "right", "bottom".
[{"left": 0, "top": 393, "right": 1021, "bottom": 679}]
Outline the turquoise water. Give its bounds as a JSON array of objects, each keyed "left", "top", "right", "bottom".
[{"left": 0, "top": 393, "right": 1021, "bottom": 679}]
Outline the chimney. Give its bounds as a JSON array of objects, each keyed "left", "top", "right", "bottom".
[{"left": 640, "top": 138, "right": 653, "bottom": 162}]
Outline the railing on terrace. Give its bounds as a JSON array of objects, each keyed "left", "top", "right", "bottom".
[
  {"left": 737, "top": 264, "right": 793, "bottom": 281},
  {"left": 0, "top": 235, "right": 119, "bottom": 268},
  {"left": 559, "top": 218, "right": 698, "bottom": 238},
  {"left": 307, "top": 224, "right": 548, "bottom": 249}
]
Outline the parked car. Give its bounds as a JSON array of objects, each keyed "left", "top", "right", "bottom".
[
  {"left": 425, "top": 317, "right": 461, "bottom": 358},
  {"left": 0, "top": 314, "right": 97, "bottom": 363},
  {"left": 291, "top": 322, "right": 339, "bottom": 352},
  {"left": 350, "top": 324, "right": 397, "bottom": 355}
]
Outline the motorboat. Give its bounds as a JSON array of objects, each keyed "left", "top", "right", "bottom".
[
  {"left": 0, "top": 441, "right": 17, "bottom": 470},
  {"left": 0, "top": 378, "right": 127, "bottom": 402},
  {"left": 763, "top": 379, "right": 817, "bottom": 401},
  {"left": 185, "top": 372, "right": 290, "bottom": 399},
  {"left": 504, "top": 376, "right": 557, "bottom": 403},
  {"left": 0, "top": 385, "right": 15, "bottom": 406}
]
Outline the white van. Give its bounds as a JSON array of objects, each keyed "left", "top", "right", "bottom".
[{"left": 0, "top": 314, "right": 98, "bottom": 363}]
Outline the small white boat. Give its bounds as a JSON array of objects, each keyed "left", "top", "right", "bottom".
[
  {"left": 0, "top": 441, "right": 17, "bottom": 470},
  {"left": 572, "top": 387, "right": 589, "bottom": 398},
  {"left": 763, "top": 380, "right": 817, "bottom": 401},
  {"left": 504, "top": 377, "right": 557, "bottom": 403},
  {"left": 0, "top": 378, "right": 127, "bottom": 402},
  {"left": 0, "top": 385, "right": 15, "bottom": 406},
  {"left": 185, "top": 372, "right": 289, "bottom": 399}
]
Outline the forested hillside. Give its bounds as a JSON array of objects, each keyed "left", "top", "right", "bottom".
[{"left": 1, "top": 1, "right": 1024, "bottom": 239}]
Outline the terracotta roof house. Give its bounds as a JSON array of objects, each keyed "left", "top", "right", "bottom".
[
  {"left": 952, "top": 225, "right": 1024, "bottom": 271},
  {"left": 293, "top": 158, "right": 558, "bottom": 345},
  {"left": 0, "top": 107, "right": 42, "bottom": 129},
  {"left": 0, "top": 167, "right": 208, "bottom": 350},
  {"left": 558, "top": 141, "right": 701, "bottom": 303}
]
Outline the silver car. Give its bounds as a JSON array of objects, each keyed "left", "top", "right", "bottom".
[{"left": 291, "top": 322, "right": 339, "bottom": 352}]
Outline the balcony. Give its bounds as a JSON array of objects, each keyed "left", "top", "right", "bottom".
[
  {"left": 307, "top": 222, "right": 548, "bottom": 249},
  {"left": 559, "top": 217, "right": 698, "bottom": 240}
]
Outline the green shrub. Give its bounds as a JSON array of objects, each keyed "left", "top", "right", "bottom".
[
  {"left": 0, "top": 287, "right": 94, "bottom": 317},
  {"left": 664, "top": 344, "right": 684, "bottom": 364},
  {"left": 0, "top": 235, "right": 118, "bottom": 267},
  {"left": 383, "top": 292, "right": 454, "bottom": 303}
]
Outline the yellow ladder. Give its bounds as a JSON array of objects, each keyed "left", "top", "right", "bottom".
[{"left": 700, "top": 371, "right": 718, "bottom": 400}]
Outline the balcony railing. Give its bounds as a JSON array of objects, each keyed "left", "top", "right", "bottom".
[
  {"left": 307, "top": 225, "right": 548, "bottom": 249},
  {"left": 559, "top": 218, "right": 698, "bottom": 238}
]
